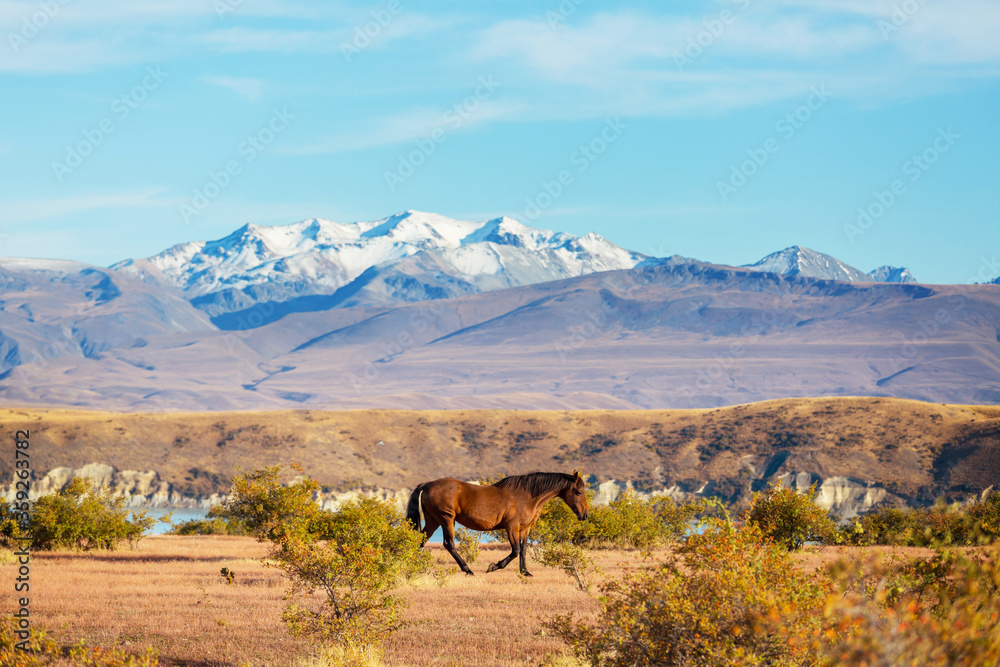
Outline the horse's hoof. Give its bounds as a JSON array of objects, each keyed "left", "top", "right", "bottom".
[
  {"left": 486, "top": 563, "right": 497, "bottom": 573},
  {"left": 464, "top": 570, "right": 475, "bottom": 576},
  {"left": 521, "top": 571, "right": 534, "bottom": 577}
]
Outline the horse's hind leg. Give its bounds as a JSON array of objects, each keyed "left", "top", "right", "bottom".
[
  {"left": 486, "top": 527, "right": 519, "bottom": 573},
  {"left": 421, "top": 517, "right": 440, "bottom": 546},
  {"left": 441, "top": 518, "right": 474, "bottom": 576}
]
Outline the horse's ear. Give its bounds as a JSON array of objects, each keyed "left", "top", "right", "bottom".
[{"left": 572, "top": 470, "right": 580, "bottom": 481}]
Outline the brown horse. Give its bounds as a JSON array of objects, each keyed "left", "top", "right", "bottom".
[{"left": 405, "top": 471, "right": 589, "bottom": 576}]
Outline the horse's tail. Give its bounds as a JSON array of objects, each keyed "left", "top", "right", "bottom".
[{"left": 406, "top": 482, "right": 428, "bottom": 531}]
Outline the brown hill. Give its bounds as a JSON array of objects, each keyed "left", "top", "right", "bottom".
[{"left": 4, "top": 396, "right": 999, "bottom": 505}]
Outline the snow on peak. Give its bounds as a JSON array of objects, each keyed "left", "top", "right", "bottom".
[
  {"left": 868, "top": 265, "right": 917, "bottom": 284},
  {"left": 743, "top": 246, "right": 871, "bottom": 283},
  {"left": 360, "top": 210, "right": 482, "bottom": 247},
  {"left": 134, "top": 211, "right": 644, "bottom": 299}
]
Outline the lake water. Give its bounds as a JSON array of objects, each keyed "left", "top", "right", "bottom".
[{"left": 144, "top": 508, "right": 211, "bottom": 535}]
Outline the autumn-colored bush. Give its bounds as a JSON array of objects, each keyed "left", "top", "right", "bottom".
[
  {"left": 822, "top": 545, "right": 1000, "bottom": 665},
  {"left": 1, "top": 478, "right": 154, "bottom": 551},
  {"left": 841, "top": 493, "right": 1000, "bottom": 546},
  {"left": 218, "top": 465, "right": 433, "bottom": 649},
  {"left": 546, "top": 514, "right": 837, "bottom": 666},
  {"left": 743, "top": 482, "right": 838, "bottom": 550}
]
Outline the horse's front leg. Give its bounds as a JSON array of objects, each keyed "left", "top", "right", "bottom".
[
  {"left": 486, "top": 527, "right": 519, "bottom": 573},
  {"left": 518, "top": 526, "right": 532, "bottom": 576}
]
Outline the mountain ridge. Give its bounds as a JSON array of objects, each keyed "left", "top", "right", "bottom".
[{"left": 1, "top": 211, "right": 998, "bottom": 412}]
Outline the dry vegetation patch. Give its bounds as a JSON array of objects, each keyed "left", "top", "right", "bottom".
[{"left": 0, "top": 537, "right": 656, "bottom": 666}]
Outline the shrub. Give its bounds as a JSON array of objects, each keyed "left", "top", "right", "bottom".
[
  {"left": 547, "top": 514, "right": 836, "bottom": 666},
  {"left": 2, "top": 478, "right": 155, "bottom": 551},
  {"left": 839, "top": 505, "right": 917, "bottom": 546},
  {"left": 840, "top": 493, "right": 1000, "bottom": 547},
  {"left": 539, "top": 542, "right": 594, "bottom": 592},
  {"left": 168, "top": 508, "right": 248, "bottom": 536},
  {"left": 219, "top": 465, "right": 433, "bottom": 648},
  {"left": 533, "top": 489, "right": 705, "bottom": 551},
  {"left": 966, "top": 491, "right": 1000, "bottom": 542},
  {"left": 1, "top": 616, "right": 158, "bottom": 666},
  {"left": 0, "top": 499, "right": 26, "bottom": 549},
  {"left": 454, "top": 526, "right": 481, "bottom": 565},
  {"left": 743, "top": 482, "right": 838, "bottom": 550},
  {"left": 822, "top": 545, "right": 1000, "bottom": 665}
]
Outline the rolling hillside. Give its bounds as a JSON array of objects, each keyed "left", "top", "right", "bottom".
[{"left": 3, "top": 397, "right": 998, "bottom": 511}]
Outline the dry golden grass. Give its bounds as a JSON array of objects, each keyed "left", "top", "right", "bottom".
[
  {"left": 0, "top": 536, "right": 656, "bottom": 667},
  {"left": 0, "top": 536, "right": 307, "bottom": 666},
  {"left": 0, "top": 535, "right": 964, "bottom": 666}
]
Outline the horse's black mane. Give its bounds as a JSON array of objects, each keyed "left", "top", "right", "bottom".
[{"left": 492, "top": 471, "right": 573, "bottom": 496}]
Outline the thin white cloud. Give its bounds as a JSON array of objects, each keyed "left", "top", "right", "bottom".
[
  {"left": 466, "top": 6, "right": 1000, "bottom": 119},
  {"left": 199, "top": 13, "right": 453, "bottom": 54},
  {"left": 202, "top": 74, "right": 264, "bottom": 101},
  {"left": 200, "top": 27, "right": 339, "bottom": 53},
  {"left": 283, "top": 99, "right": 524, "bottom": 156},
  {"left": 1, "top": 189, "right": 168, "bottom": 224},
  {"left": 895, "top": 1, "right": 1000, "bottom": 64},
  {"left": 473, "top": 12, "right": 880, "bottom": 79}
]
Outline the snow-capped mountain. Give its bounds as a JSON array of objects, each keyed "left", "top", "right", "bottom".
[
  {"left": 742, "top": 246, "right": 871, "bottom": 282},
  {"left": 113, "top": 211, "right": 645, "bottom": 320},
  {"left": 868, "top": 265, "right": 917, "bottom": 284},
  {"left": 742, "top": 247, "right": 916, "bottom": 284}
]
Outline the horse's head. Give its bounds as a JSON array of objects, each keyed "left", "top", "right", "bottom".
[{"left": 561, "top": 470, "right": 589, "bottom": 520}]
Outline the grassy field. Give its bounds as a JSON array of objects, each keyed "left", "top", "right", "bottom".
[{"left": 0, "top": 535, "right": 935, "bottom": 666}]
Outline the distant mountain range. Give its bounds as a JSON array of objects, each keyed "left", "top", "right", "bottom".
[
  {"left": 115, "top": 211, "right": 645, "bottom": 326},
  {"left": 112, "top": 211, "right": 917, "bottom": 326},
  {"left": 1, "top": 211, "right": 998, "bottom": 411}
]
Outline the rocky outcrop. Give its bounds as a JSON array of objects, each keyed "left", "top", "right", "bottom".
[
  {"left": 0, "top": 463, "right": 942, "bottom": 521},
  {"left": 4, "top": 463, "right": 218, "bottom": 509},
  {"left": 775, "top": 472, "right": 905, "bottom": 519}
]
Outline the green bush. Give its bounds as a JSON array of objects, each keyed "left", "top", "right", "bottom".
[
  {"left": 168, "top": 507, "right": 248, "bottom": 536},
  {"left": 743, "top": 482, "right": 838, "bottom": 550},
  {"left": 1, "top": 478, "right": 154, "bottom": 551},
  {"left": 533, "top": 489, "right": 705, "bottom": 551},
  {"left": 839, "top": 505, "right": 917, "bottom": 546},
  {"left": 547, "top": 514, "right": 836, "bottom": 666},
  {"left": 219, "top": 465, "right": 433, "bottom": 649},
  {"left": 0, "top": 499, "right": 26, "bottom": 549},
  {"left": 841, "top": 493, "right": 1000, "bottom": 547},
  {"left": 539, "top": 542, "right": 595, "bottom": 592},
  {"left": 454, "top": 526, "right": 481, "bottom": 565}
]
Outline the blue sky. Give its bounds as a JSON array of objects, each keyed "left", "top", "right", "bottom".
[{"left": 1, "top": 0, "right": 998, "bottom": 284}]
